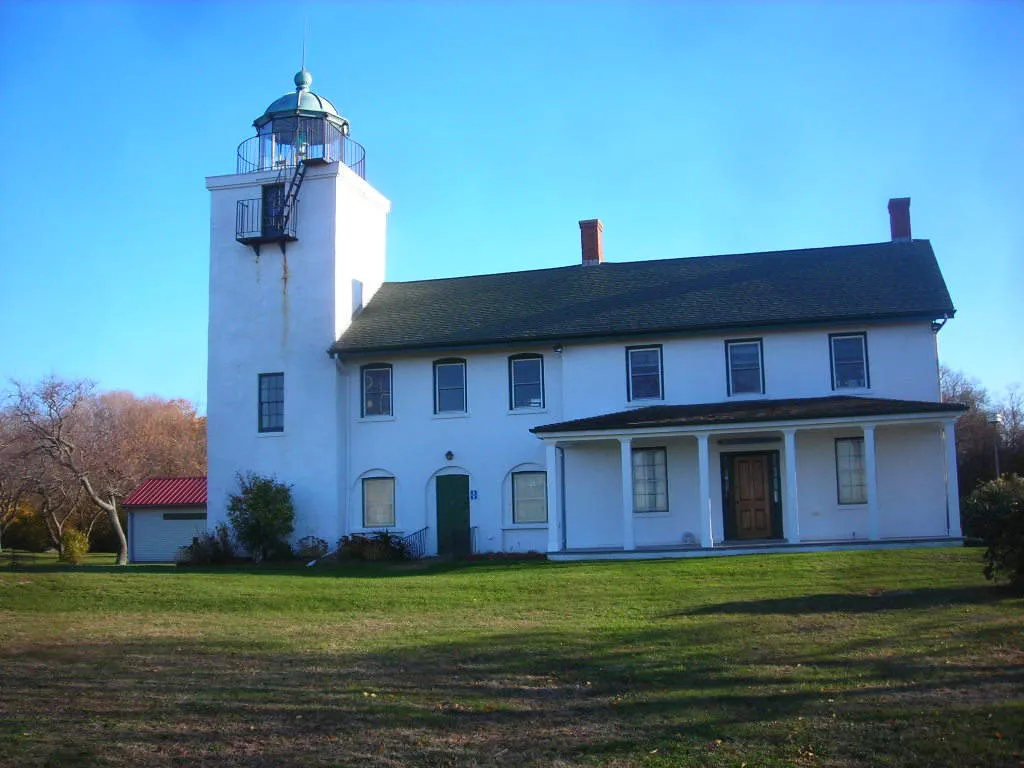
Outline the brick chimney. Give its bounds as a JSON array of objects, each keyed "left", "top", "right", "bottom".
[
  {"left": 579, "top": 219, "right": 604, "bottom": 265},
  {"left": 888, "top": 197, "right": 911, "bottom": 241}
]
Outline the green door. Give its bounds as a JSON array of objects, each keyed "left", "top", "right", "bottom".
[{"left": 436, "top": 474, "right": 471, "bottom": 558}]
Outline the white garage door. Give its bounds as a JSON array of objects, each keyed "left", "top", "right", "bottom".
[{"left": 129, "top": 509, "right": 208, "bottom": 562}]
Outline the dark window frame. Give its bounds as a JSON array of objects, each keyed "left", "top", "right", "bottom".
[
  {"left": 835, "top": 437, "right": 868, "bottom": 505},
  {"left": 508, "top": 354, "right": 545, "bottom": 410},
  {"left": 725, "top": 338, "right": 765, "bottom": 396},
  {"left": 511, "top": 470, "right": 548, "bottom": 524},
  {"left": 632, "top": 446, "right": 669, "bottom": 514},
  {"left": 361, "top": 363, "right": 394, "bottom": 417},
  {"left": 829, "top": 332, "right": 870, "bottom": 390},
  {"left": 433, "top": 358, "right": 467, "bottom": 414},
  {"left": 258, "top": 372, "right": 284, "bottom": 433},
  {"left": 362, "top": 476, "right": 396, "bottom": 528},
  {"left": 625, "top": 345, "right": 664, "bottom": 402}
]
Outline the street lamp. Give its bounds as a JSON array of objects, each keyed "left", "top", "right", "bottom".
[{"left": 987, "top": 412, "right": 1004, "bottom": 478}]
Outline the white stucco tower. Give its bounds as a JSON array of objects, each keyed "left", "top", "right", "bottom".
[{"left": 206, "top": 70, "right": 390, "bottom": 542}]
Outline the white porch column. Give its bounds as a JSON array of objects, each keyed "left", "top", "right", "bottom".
[
  {"left": 545, "top": 442, "right": 562, "bottom": 553},
  {"left": 864, "top": 425, "right": 880, "bottom": 540},
  {"left": 619, "top": 438, "right": 636, "bottom": 551},
  {"left": 944, "top": 420, "right": 962, "bottom": 537},
  {"left": 782, "top": 428, "right": 801, "bottom": 544},
  {"left": 697, "top": 433, "right": 713, "bottom": 547}
]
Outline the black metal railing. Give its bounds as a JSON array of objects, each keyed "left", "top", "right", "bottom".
[
  {"left": 236, "top": 121, "right": 366, "bottom": 179},
  {"left": 236, "top": 197, "right": 298, "bottom": 244},
  {"left": 401, "top": 526, "right": 429, "bottom": 559}
]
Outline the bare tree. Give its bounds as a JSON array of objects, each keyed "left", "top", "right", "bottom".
[{"left": 11, "top": 378, "right": 130, "bottom": 564}]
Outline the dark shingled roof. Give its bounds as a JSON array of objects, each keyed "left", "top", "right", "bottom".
[
  {"left": 531, "top": 396, "right": 966, "bottom": 435},
  {"left": 331, "top": 239, "right": 954, "bottom": 355}
]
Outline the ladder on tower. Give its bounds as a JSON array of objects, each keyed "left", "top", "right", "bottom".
[{"left": 279, "top": 159, "right": 307, "bottom": 236}]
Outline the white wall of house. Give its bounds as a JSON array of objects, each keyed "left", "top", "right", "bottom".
[
  {"left": 206, "top": 162, "right": 390, "bottom": 543},
  {"left": 344, "top": 346, "right": 563, "bottom": 553},
  {"left": 558, "top": 321, "right": 939, "bottom": 420}
]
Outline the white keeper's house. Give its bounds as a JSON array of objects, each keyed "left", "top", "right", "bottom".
[{"left": 206, "top": 70, "right": 966, "bottom": 560}]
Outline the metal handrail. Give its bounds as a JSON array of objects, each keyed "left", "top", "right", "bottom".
[
  {"left": 236, "top": 124, "right": 366, "bottom": 178},
  {"left": 400, "top": 526, "right": 429, "bottom": 559}
]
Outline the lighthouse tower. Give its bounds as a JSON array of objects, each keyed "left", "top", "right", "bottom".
[{"left": 206, "top": 70, "right": 390, "bottom": 543}]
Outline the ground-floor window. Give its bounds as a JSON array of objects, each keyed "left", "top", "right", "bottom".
[
  {"left": 363, "top": 477, "right": 396, "bottom": 527},
  {"left": 632, "top": 447, "right": 668, "bottom": 513},
  {"left": 835, "top": 437, "right": 867, "bottom": 504},
  {"left": 512, "top": 471, "right": 547, "bottom": 523}
]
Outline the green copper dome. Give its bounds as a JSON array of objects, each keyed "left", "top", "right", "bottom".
[{"left": 253, "top": 69, "right": 349, "bottom": 132}]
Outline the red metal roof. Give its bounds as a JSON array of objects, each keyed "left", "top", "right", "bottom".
[{"left": 123, "top": 477, "right": 207, "bottom": 507}]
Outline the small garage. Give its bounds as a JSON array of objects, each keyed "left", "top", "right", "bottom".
[{"left": 124, "top": 477, "right": 208, "bottom": 563}]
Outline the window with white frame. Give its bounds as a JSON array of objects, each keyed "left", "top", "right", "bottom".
[
  {"left": 632, "top": 447, "right": 668, "bottom": 513},
  {"left": 726, "top": 339, "right": 764, "bottom": 395},
  {"left": 835, "top": 437, "right": 867, "bottom": 505},
  {"left": 509, "top": 355, "right": 544, "bottom": 409},
  {"left": 830, "top": 333, "right": 869, "bottom": 389},
  {"left": 512, "top": 471, "right": 547, "bottom": 523},
  {"left": 361, "top": 364, "right": 393, "bottom": 417},
  {"left": 434, "top": 359, "right": 467, "bottom": 413},
  {"left": 258, "top": 372, "right": 284, "bottom": 432},
  {"left": 362, "top": 477, "right": 396, "bottom": 527},
  {"left": 627, "top": 346, "right": 663, "bottom": 401}
]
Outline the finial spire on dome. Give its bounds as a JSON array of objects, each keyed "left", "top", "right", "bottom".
[{"left": 294, "top": 69, "right": 313, "bottom": 92}]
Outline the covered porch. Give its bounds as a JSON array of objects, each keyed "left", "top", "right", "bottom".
[{"left": 533, "top": 396, "right": 966, "bottom": 559}]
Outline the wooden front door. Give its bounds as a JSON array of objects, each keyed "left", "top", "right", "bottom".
[
  {"left": 724, "top": 453, "right": 779, "bottom": 540},
  {"left": 436, "top": 474, "right": 471, "bottom": 557}
]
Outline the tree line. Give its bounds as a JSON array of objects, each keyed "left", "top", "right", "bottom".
[
  {"left": 940, "top": 366, "right": 1023, "bottom": 497},
  {"left": 1, "top": 377, "right": 206, "bottom": 564}
]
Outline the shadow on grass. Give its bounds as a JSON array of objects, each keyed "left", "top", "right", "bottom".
[
  {"left": 672, "top": 585, "right": 1015, "bottom": 617},
  {"left": 2, "top": 617, "right": 1022, "bottom": 767}
]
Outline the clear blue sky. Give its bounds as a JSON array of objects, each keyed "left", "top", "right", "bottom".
[{"left": 1, "top": 1, "right": 1021, "bottom": 411}]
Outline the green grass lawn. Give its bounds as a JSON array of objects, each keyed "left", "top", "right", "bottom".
[{"left": 0, "top": 548, "right": 1021, "bottom": 767}]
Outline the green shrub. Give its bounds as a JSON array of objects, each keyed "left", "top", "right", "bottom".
[
  {"left": 227, "top": 472, "right": 295, "bottom": 562},
  {"left": 337, "top": 531, "right": 408, "bottom": 562},
  {"left": 296, "top": 535, "right": 329, "bottom": 561},
  {"left": 3, "top": 511, "right": 50, "bottom": 552},
  {"left": 964, "top": 474, "right": 1024, "bottom": 589},
  {"left": 177, "top": 523, "right": 236, "bottom": 566},
  {"left": 59, "top": 528, "right": 90, "bottom": 565}
]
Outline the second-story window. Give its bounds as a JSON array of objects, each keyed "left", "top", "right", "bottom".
[
  {"left": 361, "top": 364, "right": 393, "bottom": 417},
  {"left": 726, "top": 339, "right": 764, "bottom": 395},
  {"left": 434, "top": 359, "right": 467, "bottom": 414},
  {"left": 830, "top": 333, "right": 869, "bottom": 389},
  {"left": 509, "top": 354, "right": 544, "bottom": 409},
  {"left": 627, "top": 346, "right": 663, "bottom": 401},
  {"left": 258, "top": 372, "right": 284, "bottom": 433}
]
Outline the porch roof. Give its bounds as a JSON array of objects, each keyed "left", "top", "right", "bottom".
[{"left": 531, "top": 396, "right": 966, "bottom": 435}]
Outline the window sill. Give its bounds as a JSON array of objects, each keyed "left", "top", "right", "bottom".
[
  {"left": 432, "top": 411, "right": 470, "bottom": 420},
  {"left": 506, "top": 408, "right": 548, "bottom": 416},
  {"left": 351, "top": 527, "right": 403, "bottom": 535},
  {"left": 625, "top": 398, "right": 663, "bottom": 409},
  {"left": 833, "top": 386, "right": 871, "bottom": 394},
  {"left": 358, "top": 415, "right": 396, "bottom": 423},
  {"left": 727, "top": 392, "right": 766, "bottom": 400},
  {"left": 503, "top": 524, "right": 548, "bottom": 531},
  {"left": 633, "top": 510, "right": 670, "bottom": 518},
  {"left": 256, "top": 431, "right": 285, "bottom": 438}
]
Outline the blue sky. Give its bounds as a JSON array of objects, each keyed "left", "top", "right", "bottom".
[{"left": 1, "top": 1, "right": 1021, "bottom": 410}]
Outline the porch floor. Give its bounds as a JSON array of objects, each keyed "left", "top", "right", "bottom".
[{"left": 547, "top": 536, "right": 962, "bottom": 562}]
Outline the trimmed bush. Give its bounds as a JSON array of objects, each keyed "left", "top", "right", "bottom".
[
  {"left": 227, "top": 472, "right": 295, "bottom": 562},
  {"left": 337, "top": 531, "right": 408, "bottom": 562},
  {"left": 296, "top": 536, "right": 329, "bottom": 561},
  {"left": 964, "top": 474, "right": 1024, "bottom": 589},
  {"left": 59, "top": 528, "right": 90, "bottom": 565},
  {"left": 178, "top": 523, "right": 236, "bottom": 566}
]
